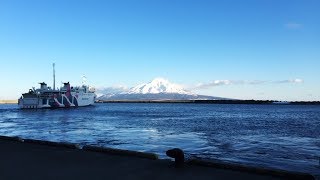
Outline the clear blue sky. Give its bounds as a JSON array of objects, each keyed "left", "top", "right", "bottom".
[{"left": 0, "top": 0, "right": 319, "bottom": 101}]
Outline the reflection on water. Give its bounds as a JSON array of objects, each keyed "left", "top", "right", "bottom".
[{"left": 0, "top": 103, "right": 319, "bottom": 177}]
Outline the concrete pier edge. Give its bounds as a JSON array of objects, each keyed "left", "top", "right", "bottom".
[
  {"left": 0, "top": 135, "right": 24, "bottom": 142},
  {"left": 187, "top": 159, "right": 315, "bottom": 180},
  {"left": 82, "top": 145, "right": 158, "bottom": 160},
  {"left": 23, "top": 138, "right": 80, "bottom": 149},
  {"left": 0, "top": 135, "right": 315, "bottom": 179}
]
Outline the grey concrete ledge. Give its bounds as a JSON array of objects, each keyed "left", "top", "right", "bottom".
[
  {"left": 0, "top": 135, "right": 24, "bottom": 142},
  {"left": 187, "top": 159, "right": 315, "bottom": 180},
  {"left": 23, "top": 138, "right": 80, "bottom": 149},
  {"left": 82, "top": 145, "right": 158, "bottom": 160}
]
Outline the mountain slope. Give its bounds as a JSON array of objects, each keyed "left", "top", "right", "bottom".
[
  {"left": 97, "top": 78, "right": 227, "bottom": 100},
  {"left": 127, "top": 78, "right": 194, "bottom": 95}
]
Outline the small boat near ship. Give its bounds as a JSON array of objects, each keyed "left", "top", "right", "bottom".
[{"left": 18, "top": 64, "right": 96, "bottom": 109}]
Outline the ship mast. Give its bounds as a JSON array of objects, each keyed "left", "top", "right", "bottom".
[{"left": 53, "top": 63, "right": 55, "bottom": 90}]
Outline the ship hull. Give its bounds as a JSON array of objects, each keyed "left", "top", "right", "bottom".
[{"left": 18, "top": 93, "right": 95, "bottom": 109}]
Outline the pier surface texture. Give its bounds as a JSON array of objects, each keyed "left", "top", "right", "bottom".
[{"left": 0, "top": 137, "right": 314, "bottom": 180}]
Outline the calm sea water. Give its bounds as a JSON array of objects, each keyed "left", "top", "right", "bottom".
[{"left": 0, "top": 103, "right": 319, "bottom": 177}]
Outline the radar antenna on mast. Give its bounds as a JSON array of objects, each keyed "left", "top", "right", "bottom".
[
  {"left": 81, "top": 74, "right": 87, "bottom": 85},
  {"left": 53, "top": 63, "right": 56, "bottom": 90}
]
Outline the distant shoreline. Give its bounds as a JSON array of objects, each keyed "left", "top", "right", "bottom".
[
  {"left": 96, "top": 100, "right": 320, "bottom": 105},
  {"left": 0, "top": 100, "right": 18, "bottom": 104},
  {"left": 1, "top": 99, "right": 319, "bottom": 105}
]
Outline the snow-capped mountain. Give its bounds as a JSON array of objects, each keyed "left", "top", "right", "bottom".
[
  {"left": 127, "top": 78, "right": 194, "bottom": 95},
  {"left": 97, "top": 78, "right": 226, "bottom": 100}
]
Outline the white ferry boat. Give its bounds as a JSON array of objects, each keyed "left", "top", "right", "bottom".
[{"left": 18, "top": 64, "right": 96, "bottom": 109}]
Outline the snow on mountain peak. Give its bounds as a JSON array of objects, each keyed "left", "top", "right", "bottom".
[{"left": 128, "top": 78, "right": 194, "bottom": 95}]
